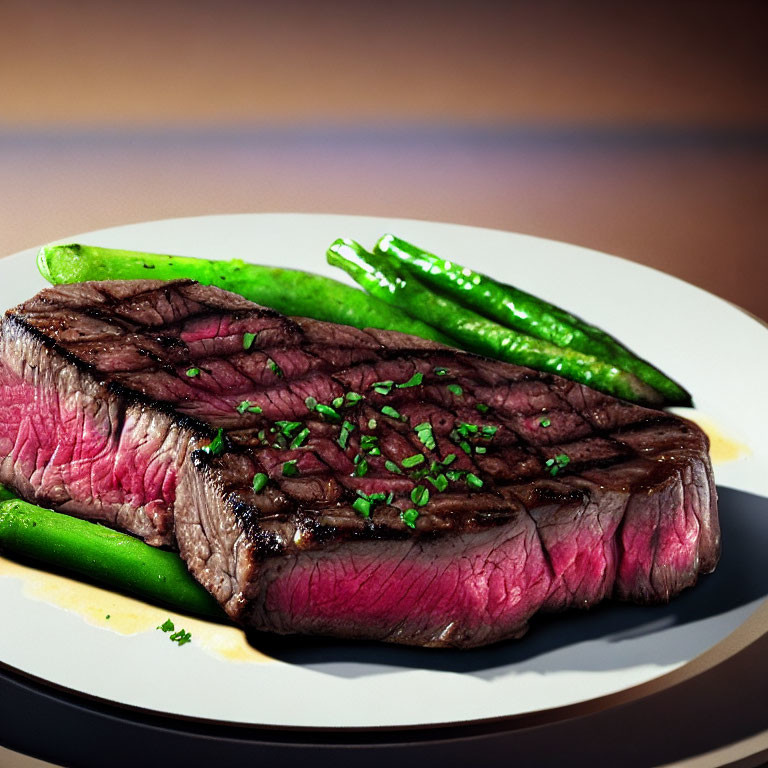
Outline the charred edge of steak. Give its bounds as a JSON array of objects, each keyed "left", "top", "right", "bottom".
[{"left": 4, "top": 312, "right": 218, "bottom": 440}]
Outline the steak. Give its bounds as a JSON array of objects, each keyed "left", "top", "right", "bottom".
[{"left": 0, "top": 279, "right": 719, "bottom": 648}]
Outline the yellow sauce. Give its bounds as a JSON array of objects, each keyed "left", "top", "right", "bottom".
[
  {"left": 0, "top": 556, "right": 273, "bottom": 664},
  {"left": 675, "top": 411, "right": 751, "bottom": 464}
]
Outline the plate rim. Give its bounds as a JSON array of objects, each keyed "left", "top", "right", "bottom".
[{"left": 1, "top": 211, "right": 767, "bottom": 733}]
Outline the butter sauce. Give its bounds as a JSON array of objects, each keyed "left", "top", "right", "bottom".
[
  {"left": 0, "top": 555, "right": 273, "bottom": 664},
  {"left": 672, "top": 410, "right": 751, "bottom": 464}
]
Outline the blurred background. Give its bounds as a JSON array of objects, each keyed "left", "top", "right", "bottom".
[{"left": 0, "top": 0, "right": 766, "bottom": 319}]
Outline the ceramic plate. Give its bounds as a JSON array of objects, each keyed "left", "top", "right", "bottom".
[{"left": 1, "top": 214, "right": 766, "bottom": 729}]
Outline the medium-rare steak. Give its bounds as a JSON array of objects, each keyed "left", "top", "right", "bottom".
[{"left": 0, "top": 279, "right": 719, "bottom": 647}]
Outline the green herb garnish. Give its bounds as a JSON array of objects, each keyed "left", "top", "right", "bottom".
[
  {"left": 170, "top": 629, "right": 192, "bottom": 647},
  {"left": 252, "top": 472, "right": 268, "bottom": 493},
  {"left": 381, "top": 405, "right": 402, "bottom": 420},
  {"left": 402, "top": 453, "right": 425, "bottom": 468},
  {"left": 157, "top": 619, "right": 175, "bottom": 632},
  {"left": 476, "top": 403, "right": 490, "bottom": 414},
  {"left": 397, "top": 372, "right": 423, "bottom": 388},
  {"left": 282, "top": 459, "right": 299, "bottom": 477},
  {"left": 267, "top": 358, "right": 283, "bottom": 377},
  {"left": 481, "top": 425, "right": 498, "bottom": 439},
  {"left": 242, "top": 332, "right": 256, "bottom": 350},
  {"left": 345, "top": 391, "right": 364, "bottom": 406},
  {"left": 275, "top": 420, "right": 301, "bottom": 437},
  {"left": 414, "top": 422, "right": 436, "bottom": 451},
  {"left": 401, "top": 508, "right": 419, "bottom": 529},
  {"left": 290, "top": 428, "right": 310, "bottom": 449},
  {"left": 545, "top": 453, "right": 571, "bottom": 476},
  {"left": 236, "top": 400, "right": 263, "bottom": 415},
  {"left": 540, "top": 418, "right": 551, "bottom": 428},
  {"left": 315, "top": 403, "right": 341, "bottom": 421},
  {"left": 353, "top": 497, "right": 372, "bottom": 517},
  {"left": 201, "top": 428, "right": 225, "bottom": 456},
  {"left": 447, "top": 384, "right": 463, "bottom": 396},
  {"left": 360, "top": 434, "right": 380, "bottom": 455},
  {"left": 466, "top": 473, "right": 484, "bottom": 489},
  {"left": 338, "top": 421, "right": 355, "bottom": 449},
  {"left": 442, "top": 453, "right": 457, "bottom": 466},
  {"left": 353, "top": 456, "right": 369, "bottom": 477},
  {"left": 428, "top": 473, "right": 448, "bottom": 492},
  {"left": 384, "top": 460, "right": 402, "bottom": 474},
  {"left": 372, "top": 380, "right": 394, "bottom": 395},
  {"left": 305, "top": 396, "right": 318, "bottom": 411},
  {"left": 185, "top": 367, "right": 200, "bottom": 377},
  {"left": 434, "top": 367, "right": 448, "bottom": 376},
  {"left": 367, "top": 418, "right": 378, "bottom": 430},
  {"left": 410, "top": 485, "right": 430, "bottom": 507}
]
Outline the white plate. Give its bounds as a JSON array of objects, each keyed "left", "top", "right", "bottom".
[{"left": 1, "top": 213, "right": 767, "bottom": 730}]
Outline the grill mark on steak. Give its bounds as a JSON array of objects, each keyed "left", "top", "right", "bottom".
[{"left": 0, "top": 279, "right": 719, "bottom": 647}]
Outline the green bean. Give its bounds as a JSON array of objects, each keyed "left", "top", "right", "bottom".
[
  {"left": 37, "top": 243, "right": 452, "bottom": 344},
  {"left": 0, "top": 491, "right": 224, "bottom": 620},
  {"left": 327, "top": 238, "right": 663, "bottom": 405},
  {"left": 375, "top": 234, "right": 691, "bottom": 406}
]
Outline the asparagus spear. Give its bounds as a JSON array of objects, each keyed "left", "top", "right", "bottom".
[
  {"left": 0, "top": 491, "right": 224, "bottom": 620},
  {"left": 327, "top": 238, "right": 664, "bottom": 406},
  {"left": 37, "top": 243, "right": 453, "bottom": 345},
  {"left": 376, "top": 234, "right": 691, "bottom": 406}
]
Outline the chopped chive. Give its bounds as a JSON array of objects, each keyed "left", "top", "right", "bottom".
[
  {"left": 338, "top": 421, "right": 355, "bottom": 449},
  {"left": 315, "top": 403, "right": 341, "bottom": 421},
  {"left": 290, "top": 427, "right": 310, "bottom": 449},
  {"left": 402, "top": 453, "right": 425, "bottom": 468},
  {"left": 305, "top": 396, "right": 318, "bottom": 411},
  {"left": 459, "top": 441, "right": 472, "bottom": 455},
  {"left": 384, "top": 460, "right": 403, "bottom": 474},
  {"left": 185, "top": 367, "right": 200, "bottom": 377},
  {"left": 401, "top": 508, "right": 419, "bottom": 529},
  {"left": 456, "top": 422, "right": 479, "bottom": 437},
  {"left": 169, "top": 629, "right": 192, "bottom": 647},
  {"left": 367, "top": 418, "right": 378, "bottom": 430},
  {"left": 410, "top": 485, "right": 430, "bottom": 507},
  {"left": 372, "top": 380, "right": 394, "bottom": 395},
  {"left": 332, "top": 396, "right": 344, "bottom": 409},
  {"left": 476, "top": 403, "right": 490, "bottom": 414},
  {"left": 248, "top": 405, "right": 263, "bottom": 414},
  {"left": 545, "top": 453, "right": 571, "bottom": 476},
  {"left": 345, "top": 392, "right": 364, "bottom": 406},
  {"left": 360, "top": 434, "right": 380, "bottom": 455},
  {"left": 447, "top": 384, "right": 463, "bottom": 396},
  {"left": 414, "top": 422, "right": 436, "bottom": 451},
  {"left": 267, "top": 358, "right": 283, "bottom": 377},
  {"left": 281, "top": 459, "right": 299, "bottom": 477},
  {"left": 252, "top": 473, "right": 268, "bottom": 493},
  {"left": 158, "top": 619, "right": 175, "bottom": 632},
  {"left": 442, "top": 453, "right": 457, "bottom": 466},
  {"left": 481, "top": 425, "right": 498, "bottom": 439},
  {"left": 475, "top": 446, "right": 487, "bottom": 454},
  {"left": 201, "top": 428, "right": 225, "bottom": 456},
  {"left": 428, "top": 473, "right": 448, "bottom": 492},
  {"left": 353, "top": 497, "right": 372, "bottom": 517},
  {"left": 353, "top": 457, "right": 369, "bottom": 477},
  {"left": 386, "top": 492, "right": 395, "bottom": 505},
  {"left": 396, "top": 372, "right": 423, "bottom": 389},
  {"left": 446, "top": 470, "right": 466, "bottom": 482},
  {"left": 540, "top": 418, "right": 551, "bottom": 428},
  {"left": 236, "top": 400, "right": 251, "bottom": 414},
  {"left": 242, "top": 332, "right": 256, "bottom": 350},
  {"left": 434, "top": 367, "right": 448, "bottom": 376},
  {"left": 381, "top": 405, "right": 402, "bottom": 420},
  {"left": 466, "top": 473, "right": 484, "bottom": 489},
  {"left": 275, "top": 420, "right": 301, "bottom": 437}
]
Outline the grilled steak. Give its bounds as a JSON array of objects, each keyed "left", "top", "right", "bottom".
[{"left": 0, "top": 280, "right": 719, "bottom": 647}]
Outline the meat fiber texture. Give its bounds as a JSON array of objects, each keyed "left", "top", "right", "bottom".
[{"left": 0, "top": 280, "right": 719, "bottom": 648}]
